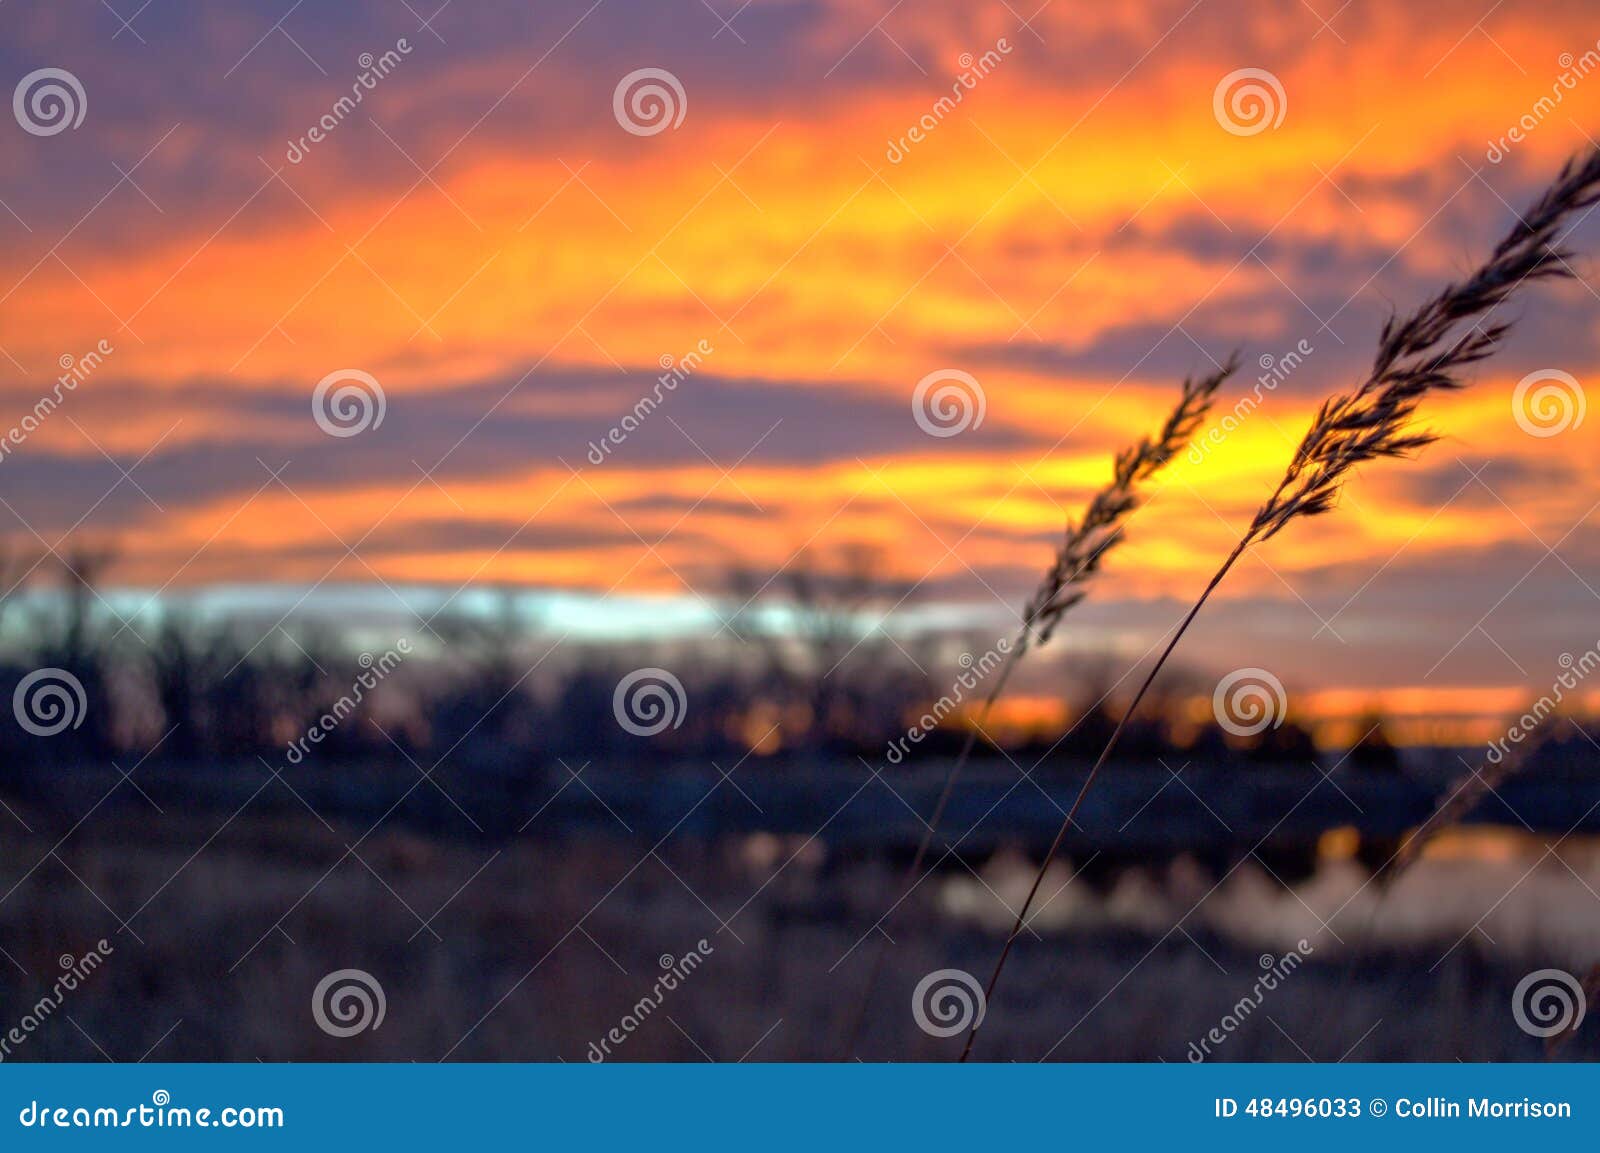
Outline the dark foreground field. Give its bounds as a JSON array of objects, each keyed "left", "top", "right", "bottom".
[{"left": 0, "top": 772, "right": 1593, "bottom": 1062}]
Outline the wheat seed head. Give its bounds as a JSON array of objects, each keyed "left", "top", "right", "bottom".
[
  {"left": 1022, "top": 352, "right": 1240, "bottom": 646},
  {"left": 1249, "top": 147, "right": 1600, "bottom": 544}
]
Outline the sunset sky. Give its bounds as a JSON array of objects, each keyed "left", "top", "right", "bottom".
[{"left": 2, "top": 0, "right": 1600, "bottom": 743}]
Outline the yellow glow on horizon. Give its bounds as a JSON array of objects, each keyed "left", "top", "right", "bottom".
[{"left": 3, "top": 0, "right": 1599, "bottom": 733}]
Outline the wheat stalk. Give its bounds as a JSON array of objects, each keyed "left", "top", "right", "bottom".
[
  {"left": 840, "top": 356, "right": 1236, "bottom": 1056},
  {"left": 1381, "top": 742, "right": 1535, "bottom": 880},
  {"left": 960, "top": 145, "right": 1600, "bottom": 1061}
]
